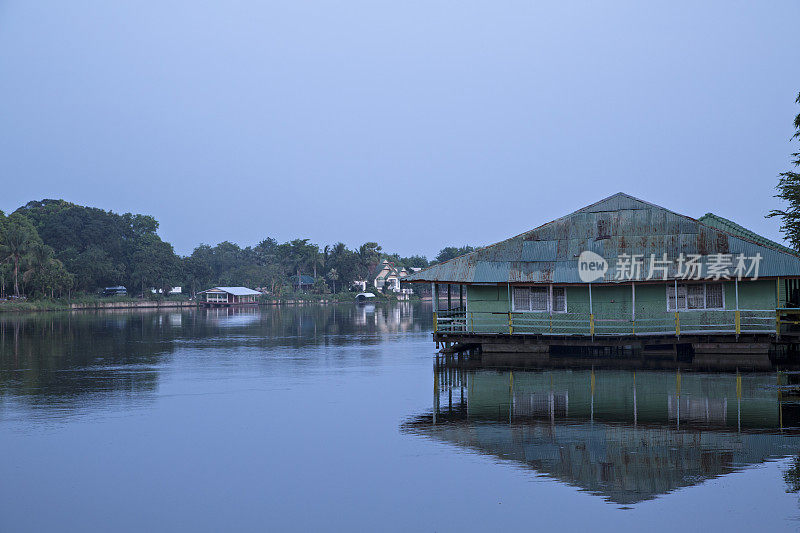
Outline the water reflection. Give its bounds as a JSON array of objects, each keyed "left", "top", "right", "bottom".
[
  {"left": 0, "top": 303, "right": 427, "bottom": 417},
  {"left": 403, "top": 368, "right": 800, "bottom": 505}
]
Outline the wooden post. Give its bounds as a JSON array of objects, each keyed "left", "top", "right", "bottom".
[
  {"left": 736, "top": 370, "right": 741, "bottom": 432},
  {"left": 509, "top": 371, "right": 514, "bottom": 423},
  {"left": 676, "top": 369, "right": 681, "bottom": 428},
  {"left": 632, "top": 282, "right": 636, "bottom": 335},
  {"left": 633, "top": 371, "right": 637, "bottom": 426},
  {"left": 675, "top": 312, "right": 680, "bottom": 337},
  {"left": 431, "top": 282, "right": 438, "bottom": 333},
  {"left": 734, "top": 277, "right": 740, "bottom": 337},
  {"left": 447, "top": 284, "right": 452, "bottom": 311},
  {"left": 433, "top": 365, "right": 439, "bottom": 425},
  {"left": 590, "top": 368, "right": 595, "bottom": 422},
  {"left": 508, "top": 312, "right": 513, "bottom": 335},
  {"left": 673, "top": 279, "right": 679, "bottom": 314}
]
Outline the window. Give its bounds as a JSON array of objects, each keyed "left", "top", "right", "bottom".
[
  {"left": 512, "top": 287, "right": 530, "bottom": 311},
  {"left": 687, "top": 284, "right": 704, "bottom": 309},
  {"left": 552, "top": 287, "right": 566, "bottom": 313},
  {"left": 706, "top": 283, "right": 724, "bottom": 309},
  {"left": 667, "top": 282, "right": 724, "bottom": 311},
  {"left": 513, "top": 286, "right": 567, "bottom": 313},
  {"left": 531, "top": 288, "right": 549, "bottom": 311}
]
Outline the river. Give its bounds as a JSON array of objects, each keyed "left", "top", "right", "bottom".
[{"left": 1, "top": 303, "right": 799, "bottom": 531}]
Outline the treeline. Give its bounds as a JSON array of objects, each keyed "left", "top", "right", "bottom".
[{"left": 0, "top": 199, "right": 474, "bottom": 300}]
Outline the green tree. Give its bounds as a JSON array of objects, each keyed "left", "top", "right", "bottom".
[
  {"left": 768, "top": 92, "right": 800, "bottom": 248},
  {"left": 182, "top": 255, "right": 212, "bottom": 297},
  {"left": 357, "top": 242, "right": 382, "bottom": 279},
  {"left": 326, "top": 268, "right": 339, "bottom": 293},
  {"left": 433, "top": 246, "right": 475, "bottom": 264},
  {"left": 17, "top": 199, "right": 175, "bottom": 292},
  {"left": 0, "top": 261, "right": 10, "bottom": 299},
  {"left": 313, "top": 277, "right": 329, "bottom": 294},
  {"left": 0, "top": 213, "right": 41, "bottom": 296},
  {"left": 129, "top": 236, "right": 181, "bottom": 297},
  {"left": 23, "top": 243, "right": 73, "bottom": 298},
  {"left": 286, "top": 239, "right": 317, "bottom": 291}
]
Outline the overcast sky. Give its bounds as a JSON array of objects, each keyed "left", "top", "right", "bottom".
[{"left": 2, "top": 1, "right": 799, "bottom": 258}]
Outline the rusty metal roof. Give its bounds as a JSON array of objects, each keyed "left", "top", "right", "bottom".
[
  {"left": 405, "top": 193, "right": 800, "bottom": 284},
  {"left": 698, "top": 213, "right": 797, "bottom": 255}
]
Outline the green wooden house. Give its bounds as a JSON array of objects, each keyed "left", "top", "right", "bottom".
[{"left": 405, "top": 193, "right": 800, "bottom": 366}]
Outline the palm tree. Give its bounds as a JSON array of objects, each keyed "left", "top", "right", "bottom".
[
  {"left": 22, "top": 242, "right": 55, "bottom": 292},
  {"left": 317, "top": 245, "right": 330, "bottom": 280},
  {"left": 357, "top": 242, "right": 382, "bottom": 279},
  {"left": 0, "top": 215, "right": 38, "bottom": 297},
  {"left": 326, "top": 268, "right": 339, "bottom": 293}
]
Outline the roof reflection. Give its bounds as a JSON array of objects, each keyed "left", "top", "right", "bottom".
[{"left": 402, "top": 368, "right": 800, "bottom": 504}]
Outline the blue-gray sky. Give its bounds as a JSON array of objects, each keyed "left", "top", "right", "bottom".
[{"left": 2, "top": 1, "right": 799, "bottom": 258}]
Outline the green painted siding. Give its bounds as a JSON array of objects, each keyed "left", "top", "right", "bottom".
[{"left": 462, "top": 280, "right": 778, "bottom": 335}]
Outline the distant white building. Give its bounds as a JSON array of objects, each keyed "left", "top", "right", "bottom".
[
  {"left": 151, "top": 286, "right": 182, "bottom": 295},
  {"left": 371, "top": 260, "right": 412, "bottom": 294}
]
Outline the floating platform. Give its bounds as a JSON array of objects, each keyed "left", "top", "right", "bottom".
[{"left": 434, "top": 330, "right": 800, "bottom": 371}]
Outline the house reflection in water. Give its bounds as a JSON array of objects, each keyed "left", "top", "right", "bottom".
[
  {"left": 354, "top": 302, "right": 416, "bottom": 333},
  {"left": 402, "top": 369, "right": 800, "bottom": 504}
]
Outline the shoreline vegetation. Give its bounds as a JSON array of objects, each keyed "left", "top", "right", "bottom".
[
  {"left": 0, "top": 198, "right": 473, "bottom": 312},
  {"left": 0, "top": 291, "right": 422, "bottom": 314}
]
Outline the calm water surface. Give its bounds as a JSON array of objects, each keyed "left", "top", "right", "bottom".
[{"left": 1, "top": 303, "right": 800, "bottom": 532}]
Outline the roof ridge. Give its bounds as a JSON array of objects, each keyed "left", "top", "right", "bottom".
[
  {"left": 407, "top": 192, "right": 673, "bottom": 279},
  {"left": 698, "top": 212, "right": 799, "bottom": 258}
]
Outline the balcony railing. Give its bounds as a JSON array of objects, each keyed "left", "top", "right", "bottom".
[{"left": 433, "top": 308, "right": 800, "bottom": 337}]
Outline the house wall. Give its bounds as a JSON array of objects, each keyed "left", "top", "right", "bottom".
[{"left": 464, "top": 280, "right": 778, "bottom": 335}]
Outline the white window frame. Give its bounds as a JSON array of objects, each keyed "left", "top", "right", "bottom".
[
  {"left": 666, "top": 282, "right": 725, "bottom": 311},
  {"left": 512, "top": 285, "right": 567, "bottom": 313}
]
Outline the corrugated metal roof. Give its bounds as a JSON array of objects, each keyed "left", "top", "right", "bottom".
[
  {"left": 406, "top": 192, "right": 800, "bottom": 284},
  {"left": 699, "top": 213, "right": 796, "bottom": 254},
  {"left": 201, "top": 286, "right": 262, "bottom": 296}
]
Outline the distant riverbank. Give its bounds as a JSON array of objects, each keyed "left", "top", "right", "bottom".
[
  {"left": 0, "top": 292, "right": 418, "bottom": 313},
  {"left": 0, "top": 297, "right": 195, "bottom": 313}
]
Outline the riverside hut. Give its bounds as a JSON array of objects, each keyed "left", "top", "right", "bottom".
[
  {"left": 404, "top": 193, "right": 800, "bottom": 367},
  {"left": 198, "top": 287, "right": 261, "bottom": 307}
]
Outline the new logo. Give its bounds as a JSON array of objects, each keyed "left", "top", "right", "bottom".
[{"left": 578, "top": 251, "right": 608, "bottom": 283}]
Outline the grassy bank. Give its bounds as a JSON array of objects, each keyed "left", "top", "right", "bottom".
[{"left": 0, "top": 294, "right": 192, "bottom": 313}]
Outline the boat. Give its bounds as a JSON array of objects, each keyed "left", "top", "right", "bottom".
[{"left": 355, "top": 292, "right": 376, "bottom": 303}]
